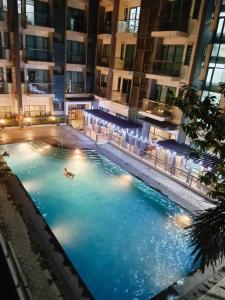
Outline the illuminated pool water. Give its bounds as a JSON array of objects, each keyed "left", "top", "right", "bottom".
[{"left": 5, "top": 142, "right": 195, "bottom": 300}]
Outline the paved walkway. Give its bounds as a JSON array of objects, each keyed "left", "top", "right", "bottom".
[{"left": 0, "top": 183, "right": 61, "bottom": 300}]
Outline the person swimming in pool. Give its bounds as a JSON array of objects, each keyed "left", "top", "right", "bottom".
[
  {"left": 2, "top": 150, "right": 9, "bottom": 157},
  {"left": 64, "top": 168, "right": 74, "bottom": 178}
]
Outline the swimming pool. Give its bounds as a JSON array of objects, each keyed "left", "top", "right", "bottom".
[{"left": 5, "top": 142, "right": 195, "bottom": 300}]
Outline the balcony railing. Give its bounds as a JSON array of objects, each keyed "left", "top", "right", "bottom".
[
  {"left": 117, "top": 19, "right": 139, "bottom": 33},
  {"left": 112, "top": 90, "right": 130, "bottom": 105},
  {"left": 65, "top": 82, "right": 85, "bottom": 93},
  {"left": 0, "top": 82, "right": 8, "bottom": 94},
  {"left": 144, "top": 60, "right": 182, "bottom": 77},
  {"left": 141, "top": 99, "right": 172, "bottom": 117},
  {"left": 97, "top": 56, "right": 110, "bottom": 67},
  {"left": 25, "top": 49, "right": 52, "bottom": 62},
  {"left": 98, "top": 21, "right": 112, "bottom": 34},
  {"left": 26, "top": 12, "right": 51, "bottom": 27},
  {"left": 95, "top": 86, "right": 107, "bottom": 98},
  {"left": 114, "top": 57, "right": 134, "bottom": 71},
  {"left": 153, "top": 15, "right": 189, "bottom": 32},
  {"left": 25, "top": 83, "right": 53, "bottom": 94}
]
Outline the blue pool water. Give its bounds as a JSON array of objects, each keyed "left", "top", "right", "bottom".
[{"left": 5, "top": 142, "right": 195, "bottom": 299}]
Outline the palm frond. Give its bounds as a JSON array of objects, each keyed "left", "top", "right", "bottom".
[{"left": 190, "top": 200, "right": 225, "bottom": 272}]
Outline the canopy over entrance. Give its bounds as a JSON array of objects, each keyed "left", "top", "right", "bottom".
[{"left": 84, "top": 109, "right": 142, "bottom": 129}]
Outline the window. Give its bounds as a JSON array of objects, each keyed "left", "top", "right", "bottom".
[
  {"left": 192, "top": 0, "right": 201, "bottom": 19},
  {"left": 27, "top": 69, "right": 49, "bottom": 83},
  {"left": 65, "top": 71, "right": 84, "bottom": 93},
  {"left": 26, "top": 1, "right": 50, "bottom": 26},
  {"left": 3, "top": 32, "right": 9, "bottom": 48},
  {"left": 161, "top": 45, "right": 184, "bottom": 62},
  {"left": 0, "top": 106, "right": 11, "bottom": 118},
  {"left": 100, "top": 74, "right": 107, "bottom": 87},
  {"left": 67, "top": 40, "right": 85, "bottom": 64},
  {"left": 120, "top": 44, "right": 124, "bottom": 59},
  {"left": 67, "top": 7, "right": 85, "bottom": 32},
  {"left": 129, "top": 7, "right": 140, "bottom": 33},
  {"left": 6, "top": 68, "right": 12, "bottom": 82},
  {"left": 26, "top": 35, "right": 49, "bottom": 50},
  {"left": 102, "top": 44, "right": 110, "bottom": 58},
  {"left": 117, "top": 77, "right": 121, "bottom": 91},
  {"left": 24, "top": 105, "right": 46, "bottom": 117},
  {"left": 184, "top": 45, "right": 193, "bottom": 65}
]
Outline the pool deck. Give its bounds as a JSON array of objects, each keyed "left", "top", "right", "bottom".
[{"left": 0, "top": 124, "right": 224, "bottom": 300}]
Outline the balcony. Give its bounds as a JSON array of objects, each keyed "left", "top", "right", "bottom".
[
  {"left": 144, "top": 60, "right": 182, "bottom": 77},
  {"left": 117, "top": 20, "right": 138, "bottom": 34},
  {"left": 139, "top": 99, "right": 172, "bottom": 122},
  {"left": 98, "top": 99, "right": 129, "bottom": 117},
  {"left": 25, "top": 49, "right": 52, "bottom": 62},
  {"left": 98, "top": 21, "right": 112, "bottom": 34},
  {"left": 25, "top": 83, "right": 53, "bottom": 95},
  {"left": 65, "top": 82, "right": 85, "bottom": 94},
  {"left": 97, "top": 56, "right": 110, "bottom": 67},
  {"left": 95, "top": 86, "right": 107, "bottom": 98},
  {"left": 0, "top": 82, "right": 8, "bottom": 94},
  {"left": 114, "top": 57, "right": 134, "bottom": 71},
  {"left": 26, "top": 12, "right": 51, "bottom": 27}
]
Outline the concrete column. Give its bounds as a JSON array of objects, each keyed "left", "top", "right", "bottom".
[{"left": 141, "top": 121, "right": 151, "bottom": 140}]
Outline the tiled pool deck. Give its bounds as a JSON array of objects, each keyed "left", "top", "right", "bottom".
[{"left": 0, "top": 124, "right": 224, "bottom": 299}]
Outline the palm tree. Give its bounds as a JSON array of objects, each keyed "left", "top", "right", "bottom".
[
  {"left": 173, "top": 84, "right": 225, "bottom": 272},
  {"left": 190, "top": 198, "right": 225, "bottom": 272}
]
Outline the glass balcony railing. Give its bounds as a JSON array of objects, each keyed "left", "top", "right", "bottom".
[
  {"left": 114, "top": 57, "right": 134, "bottom": 71},
  {"left": 141, "top": 99, "right": 172, "bottom": 117},
  {"left": 25, "top": 49, "right": 52, "bottom": 62},
  {"left": 97, "top": 56, "right": 110, "bottom": 67},
  {"left": 65, "top": 82, "right": 85, "bottom": 93},
  {"left": 144, "top": 60, "right": 182, "bottom": 77},
  {"left": 0, "top": 82, "right": 8, "bottom": 94},
  {"left": 95, "top": 86, "right": 107, "bottom": 98},
  {"left": 25, "top": 83, "right": 53, "bottom": 94},
  {"left": 117, "top": 19, "right": 139, "bottom": 33}
]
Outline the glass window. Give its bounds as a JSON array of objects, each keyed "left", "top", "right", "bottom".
[
  {"left": 184, "top": 45, "right": 193, "bottom": 65},
  {"left": 67, "top": 7, "right": 85, "bottom": 32},
  {"left": 66, "top": 40, "right": 85, "bottom": 64}
]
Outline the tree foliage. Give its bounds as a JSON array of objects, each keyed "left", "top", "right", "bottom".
[{"left": 172, "top": 84, "right": 225, "bottom": 271}]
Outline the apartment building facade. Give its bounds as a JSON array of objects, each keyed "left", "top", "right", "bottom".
[
  {"left": 0, "top": 0, "right": 224, "bottom": 135},
  {"left": 95, "top": 0, "right": 222, "bottom": 144},
  {"left": 0, "top": 0, "right": 97, "bottom": 127}
]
